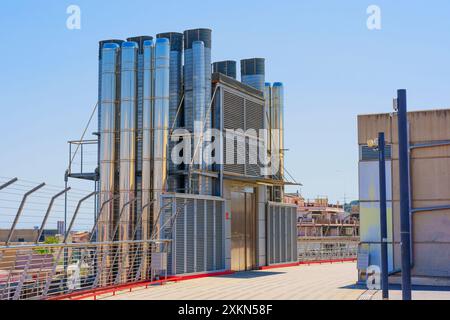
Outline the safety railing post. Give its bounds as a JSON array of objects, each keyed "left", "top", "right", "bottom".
[
  {"left": 378, "top": 132, "right": 389, "bottom": 300},
  {"left": 6, "top": 183, "right": 46, "bottom": 246},
  {"left": 397, "top": 89, "right": 412, "bottom": 300}
]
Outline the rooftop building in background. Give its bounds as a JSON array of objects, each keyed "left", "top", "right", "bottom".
[{"left": 285, "top": 193, "right": 359, "bottom": 238}]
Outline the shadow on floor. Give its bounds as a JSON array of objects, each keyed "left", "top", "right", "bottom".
[
  {"left": 340, "top": 283, "right": 450, "bottom": 292},
  {"left": 216, "top": 271, "right": 286, "bottom": 279}
]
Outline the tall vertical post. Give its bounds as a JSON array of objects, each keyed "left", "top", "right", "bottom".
[
  {"left": 378, "top": 132, "right": 389, "bottom": 300},
  {"left": 397, "top": 89, "right": 412, "bottom": 300}
]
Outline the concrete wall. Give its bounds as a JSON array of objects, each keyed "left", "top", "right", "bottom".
[
  {"left": 358, "top": 109, "right": 450, "bottom": 277},
  {"left": 358, "top": 160, "right": 395, "bottom": 272},
  {"left": 0, "top": 229, "right": 38, "bottom": 244}
]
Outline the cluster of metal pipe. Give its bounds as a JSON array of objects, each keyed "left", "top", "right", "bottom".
[
  {"left": 98, "top": 28, "right": 287, "bottom": 245},
  {"left": 97, "top": 37, "right": 171, "bottom": 282},
  {"left": 97, "top": 29, "right": 217, "bottom": 277},
  {"left": 183, "top": 28, "right": 213, "bottom": 195}
]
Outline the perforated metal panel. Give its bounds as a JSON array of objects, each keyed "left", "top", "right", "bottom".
[
  {"left": 175, "top": 198, "right": 186, "bottom": 275},
  {"left": 206, "top": 200, "right": 215, "bottom": 271},
  {"left": 269, "top": 206, "right": 275, "bottom": 263},
  {"left": 267, "top": 202, "right": 298, "bottom": 265},
  {"left": 215, "top": 201, "right": 224, "bottom": 270},
  {"left": 161, "top": 194, "right": 225, "bottom": 275},
  {"left": 196, "top": 199, "right": 205, "bottom": 272},
  {"left": 280, "top": 208, "right": 286, "bottom": 262},
  {"left": 186, "top": 199, "right": 195, "bottom": 273},
  {"left": 274, "top": 206, "right": 280, "bottom": 263}
]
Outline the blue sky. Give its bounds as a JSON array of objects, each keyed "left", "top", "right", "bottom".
[{"left": 1, "top": 0, "right": 450, "bottom": 203}]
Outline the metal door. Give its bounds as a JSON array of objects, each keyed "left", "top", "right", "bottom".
[{"left": 231, "top": 190, "right": 256, "bottom": 271}]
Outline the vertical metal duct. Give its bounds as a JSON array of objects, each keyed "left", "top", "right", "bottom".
[
  {"left": 263, "top": 82, "right": 273, "bottom": 200},
  {"left": 126, "top": 36, "right": 153, "bottom": 242},
  {"left": 157, "top": 32, "right": 183, "bottom": 193},
  {"left": 152, "top": 38, "right": 170, "bottom": 237},
  {"left": 98, "top": 40, "right": 124, "bottom": 135},
  {"left": 271, "top": 83, "right": 285, "bottom": 200},
  {"left": 142, "top": 39, "right": 154, "bottom": 245},
  {"left": 119, "top": 42, "right": 138, "bottom": 245},
  {"left": 241, "top": 58, "right": 265, "bottom": 92},
  {"left": 212, "top": 60, "right": 237, "bottom": 79},
  {"left": 264, "top": 82, "right": 272, "bottom": 139},
  {"left": 183, "top": 28, "right": 212, "bottom": 195},
  {"left": 98, "top": 43, "right": 120, "bottom": 243},
  {"left": 193, "top": 41, "right": 207, "bottom": 194}
]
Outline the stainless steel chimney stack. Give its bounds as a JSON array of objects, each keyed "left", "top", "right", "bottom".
[
  {"left": 241, "top": 58, "right": 265, "bottom": 92},
  {"left": 156, "top": 32, "right": 183, "bottom": 193},
  {"left": 212, "top": 60, "right": 237, "bottom": 79},
  {"left": 118, "top": 42, "right": 138, "bottom": 281},
  {"left": 271, "top": 82, "right": 285, "bottom": 200},
  {"left": 183, "top": 28, "right": 212, "bottom": 195},
  {"left": 98, "top": 43, "right": 121, "bottom": 243},
  {"left": 142, "top": 39, "right": 154, "bottom": 244},
  {"left": 152, "top": 38, "right": 170, "bottom": 237}
]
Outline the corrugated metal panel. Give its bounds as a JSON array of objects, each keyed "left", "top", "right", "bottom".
[
  {"left": 280, "top": 208, "right": 286, "bottom": 262},
  {"left": 186, "top": 199, "right": 195, "bottom": 273},
  {"left": 222, "top": 89, "right": 265, "bottom": 178},
  {"left": 215, "top": 201, "right": 224, "bottom": 269},
  {"left": 223, "top": 88, "right": 245, "bottom": 174},
  {"left": 175, "top": 198, "right": 186, "bottom": 274},
  {"left": 291, "top": 208, "right": 297, "bottom": 260},
  {"left": 162, "top": 195, "right": 225, "bottom": 275},
  {"left": 223, "top": 91, "right": 245, "bottom": 129},
  {"left": 162, "top": 197, "right": 174, "bottom": 275},
  {"left": 267, "top": 206, "right": 274, "bottom": 264},
  {"left": 274, "top": 206, "right": 280, "bottom": 263},
  {"left": 196, "top": 199, "right": 205, "bottom": 272},
  {"left": 267, "top": 203, "right": 298, "bottom": 265},
  {"left": 206, "top": 200, "right": 215, "bottom": 271}
]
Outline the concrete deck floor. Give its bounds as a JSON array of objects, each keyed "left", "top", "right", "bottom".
[{"left": 94, "top": 262, "right": 450, "bottom": 300}]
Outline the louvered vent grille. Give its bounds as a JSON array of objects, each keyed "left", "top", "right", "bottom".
[
  {"left": 206, "top": 200, "right": 215, "bottom": 271},
  {"left": 222, "top": 89, "right": 265, "bottom": 178},
  {"left": 267, "top": 203, "right": 298, "bottom": 265},
  {"left": 161, "top": 195, "right": 225, "bottom": 275}
]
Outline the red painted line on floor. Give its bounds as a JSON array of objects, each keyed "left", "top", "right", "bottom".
[{"left": 49, "top": 270, "right": 235, "bottom": 301}]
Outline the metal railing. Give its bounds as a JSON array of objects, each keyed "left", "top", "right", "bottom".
[
  {"left": 0, "top": 239, "right": 170, "bottom": 300},
  {"left": 358, "top": 241, "right": 450, "bottom": 279},
  {"left": 298, "top": 238, "right": 359, "bottom": 262},
  {"left": 0, "top": 177, "right": 176, "bottom": 300}
]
